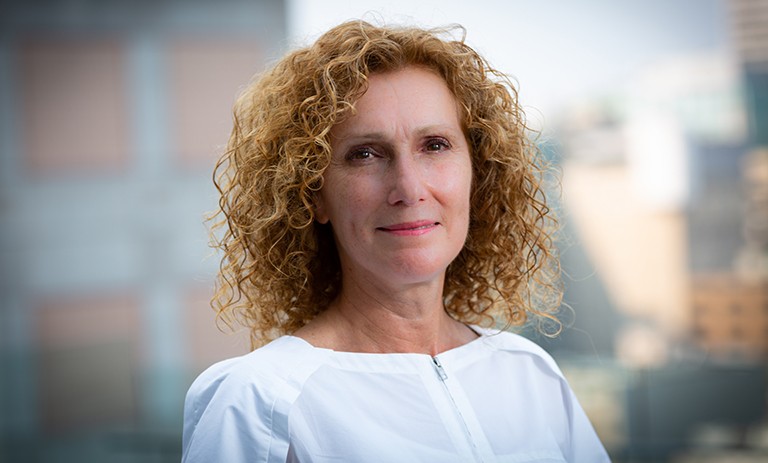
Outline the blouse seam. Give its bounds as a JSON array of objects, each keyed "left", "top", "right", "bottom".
[{"left": 263, "top": 350, "right": 331, "bottom": 462}]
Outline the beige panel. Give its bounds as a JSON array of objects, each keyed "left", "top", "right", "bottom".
[
  {"left": 182, "top": 284, "right": 250, "bottom": 374},
  {"left": 20, "top": 40, "right": 130, "bottom": 174},
  {"left": 690, "top": 274, "right": 768, "bottom": 356},
  {"left": 168, "top": 40, "right": 261, "bottom": 167},
  {"left": 562, "top": 163, "right": 690, "bottom": 335}
]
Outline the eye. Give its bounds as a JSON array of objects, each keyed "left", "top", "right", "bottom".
[
  {"left": 424, "top": 137, "right": 450, "bottom": 152},
  {"left": 346, "top": 146, "right": 379, "bottom": 161}
]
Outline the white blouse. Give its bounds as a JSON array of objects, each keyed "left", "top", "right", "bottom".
[{"left": 182, "top": 327, "right": 610, "bottom": 462}]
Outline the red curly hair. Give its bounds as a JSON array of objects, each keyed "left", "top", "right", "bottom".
[{"left": 210, "top": 20, "right": 562, "bottom": 348}]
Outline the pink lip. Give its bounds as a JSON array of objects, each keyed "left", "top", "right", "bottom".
[{"left": 377, "top": 220, "right": 439, "bottom": 236}]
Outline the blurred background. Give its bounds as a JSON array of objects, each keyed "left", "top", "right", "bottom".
[{"left": 0, "top": 0, "right": 765, "bottom": 462}]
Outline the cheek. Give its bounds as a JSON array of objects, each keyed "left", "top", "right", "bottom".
[
  {"left": 447, "top": 164, "right": 473, "bottom": 233},
  {"left": 437, "top": 162, "right": 473, "bottom": 208},
  {"left": 321, "top": 175, "right": 376, "bottom": 226}
]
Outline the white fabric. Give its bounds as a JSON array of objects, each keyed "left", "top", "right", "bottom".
[{"left": 182, "top": 328, "right": 611, "bottom": 462}]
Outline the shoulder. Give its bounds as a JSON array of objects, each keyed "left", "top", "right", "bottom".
[
  {"left": 473, "top": 326, "right": 565, "bottom": 378},
  {"left": 185, "top": 337, "right": 304, "bottom": 404},
  {"left": 471, "top": 330, "right": 612, "bottom": 462},
  {"left": 182, "top": 336, "right": 326, "bottom": 461}
]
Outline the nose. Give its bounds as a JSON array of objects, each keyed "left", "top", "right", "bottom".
[{"left": 387, "top": 153, "right": 427, "bottom": 206}]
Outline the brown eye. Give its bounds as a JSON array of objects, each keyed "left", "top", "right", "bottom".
[
  {"left": 425, "top": 138, "right": 450, "bottom": 152},
  {"left": 347, "top": 147, "right": 377, "bottom": 161}
]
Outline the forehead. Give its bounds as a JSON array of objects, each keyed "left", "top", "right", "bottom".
[{"left": 331, "top": 66, "right": 462, "bottom": 137}]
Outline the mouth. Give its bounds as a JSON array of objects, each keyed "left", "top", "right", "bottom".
[{"left": 377, "top": 220, "right": 439, "bottom": 234}]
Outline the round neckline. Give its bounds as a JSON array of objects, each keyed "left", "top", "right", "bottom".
[{"left": 284, "top": 324, "right": 492, "bottom": 360}]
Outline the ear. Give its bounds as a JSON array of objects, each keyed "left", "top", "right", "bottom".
[{"left": 314, "top": 194, "right": 330, "bottom": 224}]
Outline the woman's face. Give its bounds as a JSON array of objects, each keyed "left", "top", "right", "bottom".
[{"left": 316, "top": 66, "right": 472, "bottom": 288}]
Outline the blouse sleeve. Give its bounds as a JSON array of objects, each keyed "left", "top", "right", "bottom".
[
  {"left": 496, "top": 332, "right": 612, "bottom": 462},
  {"left": 562, "top": 383, "right": 612, "bottom": 462},
  {"left": 182, "top": 361, "right": 274, "bottom": 463}
]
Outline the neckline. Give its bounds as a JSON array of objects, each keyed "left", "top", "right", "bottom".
[{"left": 284, "top": 325, "right": 492, "bottom": 360}]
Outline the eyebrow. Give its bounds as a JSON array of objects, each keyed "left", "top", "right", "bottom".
[{"left": 332, "top": 124, "right": 462, "bottom": 145}]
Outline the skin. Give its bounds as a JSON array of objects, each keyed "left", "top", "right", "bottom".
[{"left": 295, "top": 66, "right": 478, "bottom": 355}]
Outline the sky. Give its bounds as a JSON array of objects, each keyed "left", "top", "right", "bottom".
[{"left": 286, "top": 0, "right": 728, "bottom": 125}]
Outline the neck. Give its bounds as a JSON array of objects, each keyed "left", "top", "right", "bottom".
[{"left": 294, "top": 271, "right": 477, "bottom": 355}]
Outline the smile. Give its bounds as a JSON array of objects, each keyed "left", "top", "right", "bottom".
[{"left": 377, "top": 221, "right": 439, "bottom": 236}]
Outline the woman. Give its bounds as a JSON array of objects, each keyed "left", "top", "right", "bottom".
[{"left": 183, "top": 20, "right": 610, "bottom": 462}]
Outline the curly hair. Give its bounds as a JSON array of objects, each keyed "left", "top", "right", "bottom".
[{"left": 210, "top": 20, "right": 562, "bottom": 348}]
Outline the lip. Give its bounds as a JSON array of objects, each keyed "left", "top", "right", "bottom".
[{"left": 377, "top": 220, "right": 439, "bottom": 236}]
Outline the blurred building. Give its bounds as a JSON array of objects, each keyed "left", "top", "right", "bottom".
[
  {"left": 737, "top": 147, "right": 768, "bottom": 278},
  {"left": 686, "top": 139, "right": 767, "bottom": 361},
  {"left": 556, "top": 22, "right": 768, "bottom": 458},
  {"left": 562, "top": 46, "right": 768, "bottom": 365},
  {"left": 728, "top": 0, "right": 768, "bottom": 147},
  {"left": 691, "top": 273, "right": 768, "bottom": 360},
  {"left": 684, "top": 0, "right": 768, "bottom": 363},
  {"left": 728, "top": 0, "right": 768, "bottom": 279},
  {"left": 0, "top": 1, "right": 286, "bottom": 461}
]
